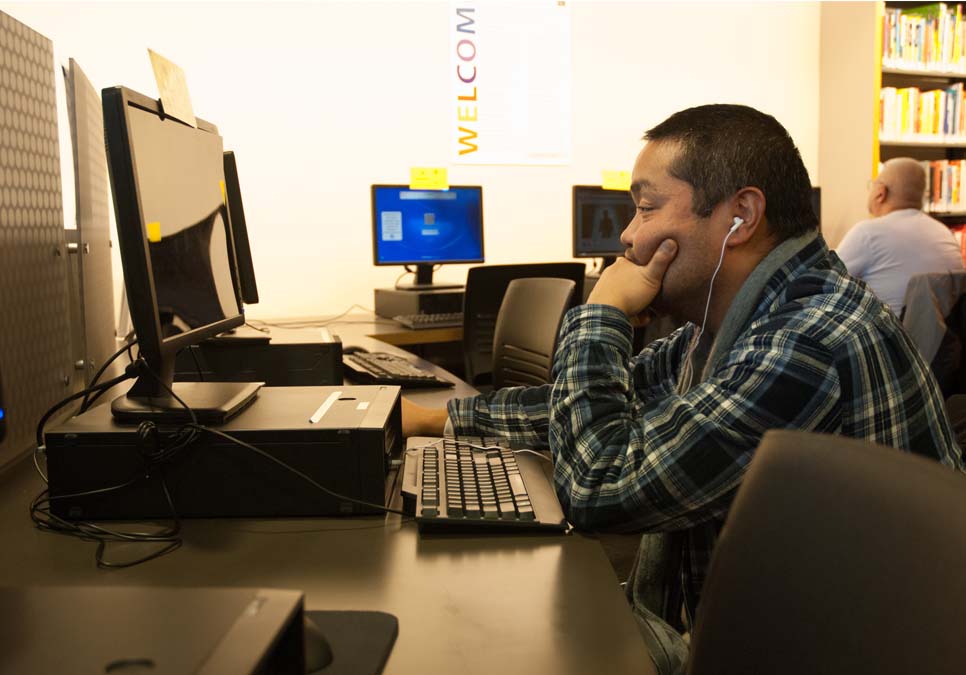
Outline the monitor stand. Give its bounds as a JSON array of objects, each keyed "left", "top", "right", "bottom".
[
  {"left": 397, "top": 263, "right": 463, "bottom": 291},
  {"left": 111, "top": 381, "right": 263, "bottom": 425}
]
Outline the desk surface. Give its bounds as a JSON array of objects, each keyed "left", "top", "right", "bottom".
[
  {"left": 0, "top": 318, "right": 656, "bottom": 675},
  {"left": 253, "top": 321, "right": 477, "bottom": 407},
  {"left": 252, "top": 311, "right": 461, "bottom": 347}
]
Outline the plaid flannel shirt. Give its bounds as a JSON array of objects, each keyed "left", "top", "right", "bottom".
[{"left": 448, "top": 234, "right": 963, "bottom": 615}]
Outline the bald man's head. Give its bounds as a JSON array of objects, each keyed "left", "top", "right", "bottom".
[{"left": 878, "top": 158, "right": 927, "bottom": 210}]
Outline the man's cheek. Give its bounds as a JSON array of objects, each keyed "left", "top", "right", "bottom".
[{"left": 635, "top": 233, "right": 672, "bottom": 265}]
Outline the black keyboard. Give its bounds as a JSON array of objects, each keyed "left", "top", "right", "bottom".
[
  {"left": 401, "top": 435, "right": 569, "bottom": 532},
  {"left": 392, "top": 312, "right": 463, "bottom": 329},
  {"left": 343, "top": 351, "right": 454, "bottom": 388}
]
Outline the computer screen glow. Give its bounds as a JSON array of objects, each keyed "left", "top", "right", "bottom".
[
  {"left": 573, "top": 186, "right": 635, "bottom": 257},
  {"left": 372, "top": 186, "right": 484, "bottom": 265}
]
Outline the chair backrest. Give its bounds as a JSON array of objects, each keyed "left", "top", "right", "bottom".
[
  {"left": 491, "top": 277, "right": 576, "bottom": 389},
  {"left": 688, "top": 429, "right": 966, "bottom": 675},
  {"left": 902, "top": 271, "right": 966, "bottom": 396},
  {"left": 462, "top": 263, "right": 585, "bottom": 386}
]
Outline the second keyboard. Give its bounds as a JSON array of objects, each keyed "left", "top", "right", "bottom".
[
  {"left": 392, "top": 312, "right": 463, "bottom": 330},
  {"left": 343, "top": 351, "right": 454, "bottom": 388}
]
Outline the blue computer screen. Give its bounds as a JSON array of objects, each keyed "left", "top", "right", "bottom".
[{"left": 371, "top": 185, "right": 484, "bottom": 264}]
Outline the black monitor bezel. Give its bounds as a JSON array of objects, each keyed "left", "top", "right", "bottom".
[
  {"left": 223, "top": 150, "right": 259, "bottom": 305},
  {"left": 103, "top": 86, "right": 244, "bottom": 379},
  {"left": 811, "top": 186, "right": 821, "bottom": 228},
  {"left": 370, "top": 184, "right": 485, "bottom": 267},
  {"left": 571, "top": 185, "right": 631, "bottom": 259}
]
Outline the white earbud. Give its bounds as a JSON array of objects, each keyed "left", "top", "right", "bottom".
[{"left": 729, "top": 216, "right": 744, "bottom": 234}]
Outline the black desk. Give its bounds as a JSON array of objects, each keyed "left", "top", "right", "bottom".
[{"left": 0, "top": 320, "right": 656, "bottom": 674}]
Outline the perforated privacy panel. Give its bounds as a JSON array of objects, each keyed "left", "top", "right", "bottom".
[
  {"left": 0, "top": 12, "right": 73, "bottom": 467},
  {"left": 65, "top": 58, "right": 115, "bottom": 387}
]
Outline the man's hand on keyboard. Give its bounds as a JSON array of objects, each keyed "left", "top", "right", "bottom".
[{"left": 402, "top": 398, "right": 448, "bottom": 437}]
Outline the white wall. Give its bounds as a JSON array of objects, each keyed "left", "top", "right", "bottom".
[{"left": 4, "top": 1, "right": 820, "bottom": 320}]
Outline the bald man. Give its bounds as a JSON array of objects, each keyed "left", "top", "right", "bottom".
[{"left": 837, "top": 157, "right": 964, "bottom": 314}]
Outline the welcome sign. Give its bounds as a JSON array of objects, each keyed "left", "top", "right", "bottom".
[{"left": 451, "top": 1, "right": 572, "bottom": 165}]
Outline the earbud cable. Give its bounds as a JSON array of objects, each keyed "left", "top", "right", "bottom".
[{"left": 679, "top": 226, "right": 736, "bottom": 392}]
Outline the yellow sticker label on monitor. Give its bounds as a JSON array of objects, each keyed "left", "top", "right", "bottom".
[
  {"left": 601, "top": 170, "right": 632, "bottom": 191},
  {"left": 219, "top": 179, "right": 227, "bottom": 206},
  {"left": 409, "top": 167, "right": 449, "bottom": 190},
  {"left": 146, "top": 221, "right": 162, "bottom": 243}
]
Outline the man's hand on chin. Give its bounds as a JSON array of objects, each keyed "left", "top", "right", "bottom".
[{"left": 586, "top": 239, "right": 678, "bottom": 323}]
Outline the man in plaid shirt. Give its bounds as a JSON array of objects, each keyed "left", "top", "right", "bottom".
[{"left": 405, "top": 104, "right": 964, "bottom": 674}]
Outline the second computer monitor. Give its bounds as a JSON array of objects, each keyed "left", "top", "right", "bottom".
[
  {"left": 371, "top": 185, "right": 484, "bottom": 289},
  {"left": 223, "top": 150, "right": 259, "bottom": 305},
  {"left": 572, "top": 186, "right": 635, "bottom": 269}
]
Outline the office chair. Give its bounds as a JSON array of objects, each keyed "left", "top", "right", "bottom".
[
  {"left": 491, "top": 277, "right": 576, "bottom": 389},
  {"left": 901, "top": 271, "right": 966, "bottom": 396},
  {"left": 687, "top": 429, "right": 966, "bottom": 675},
  {"left": 462, "top": 263, "right": 585, "bottom": 387}
]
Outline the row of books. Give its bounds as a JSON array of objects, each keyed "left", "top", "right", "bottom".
[
  {"left": 921, "top": 159, "right": 966, "bottom": 213},
  {"left": 879, "top": 84, "right": 966, "bottom": 140},
  {"left": 882, "top": 3, "right": 966, "bottom": 72}
]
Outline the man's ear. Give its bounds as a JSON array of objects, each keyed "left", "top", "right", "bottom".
[
  {"left": 874, "top": 183, "right": 889, "bottom": 206},
  {"left": 726, "top": 187, "right": 766, "bottom": 246}
]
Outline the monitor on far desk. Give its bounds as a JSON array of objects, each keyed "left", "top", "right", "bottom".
[
  {"left": 223, "top": 150, "right": 260, "bottom": 306},
  {"left": 371, "top": 184, "right": 484, "bottom": 290},
  {"left": 216, "top": 149, "right": 271, "bottom": 342},
  {"left": 573, "top": 185, "right": 635, "bottom": 275}
]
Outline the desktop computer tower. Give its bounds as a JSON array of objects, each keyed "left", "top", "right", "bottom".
[
  {"left": 374, "top": 287, "right": 464, "bottom": 319},
  {"left": 45, "top": 386, "right": 402, "bottom": 519},
  {"left": 175, "top": 329, "right": 344, "bottom": 386}
]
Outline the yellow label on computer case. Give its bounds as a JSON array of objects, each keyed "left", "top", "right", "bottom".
[
  {"left": 219, "top": 179, "right": 226, "bottom": 206},
  {"left": 601, "top": 170, "right": 631, "bottom": 191},
  {"left": 146, "top": 221, "right": 162, "bottom": 243},
  {"left": 409, "top": 167, "right": 449, "bottom": 190}
]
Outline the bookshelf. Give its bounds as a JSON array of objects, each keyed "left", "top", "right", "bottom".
[
  {"left": 878, "top": 1, "right": 966, "bottom": 224},
  {"left": 819, "top": 2, "right": 966, "bottom": 247}
]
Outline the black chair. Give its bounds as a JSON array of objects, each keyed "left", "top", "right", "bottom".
[
  {"left": 901, "top": 271, "right": 966, "bottom": 396},
  {"left": 462, "top": 263, "right": 585, "bottom": 387},
  {"left": 687, "top": 429, "right": 966, "bottom": 675},
  {"left": 492, "top": 277, "right": 576, "bottom": 389}
]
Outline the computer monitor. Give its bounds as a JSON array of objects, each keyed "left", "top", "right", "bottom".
[
  {"left": 811, "top": 186, "right": 821, "bottom": 228},
  {"left": 222, "top": 151, "right": 259, "bottom": 305},
  {"left": 572, "top": 186, "right": 635, "bottom": 271},
  {"left": 103, "top": 86, "right": 260, "bottom": 423},
  {"left": 371, "top": 185, "right": 484, "bottom": 289}
]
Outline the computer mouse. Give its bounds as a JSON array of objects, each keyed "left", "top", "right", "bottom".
[
  {"left": 303, "top": 615, "right": 334, "bottom": 672},
  {"left": 342, "top": 345, "right": 368, "bottom": 355}
]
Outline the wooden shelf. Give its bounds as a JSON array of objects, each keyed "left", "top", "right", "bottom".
[
  {"left": 879, "top": 137, "right": 966, "bottom": 147},
  {"left": 882, "top": 65, "right": 966, "bottom": 78}
]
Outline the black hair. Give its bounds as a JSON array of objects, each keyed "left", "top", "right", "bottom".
[{"left": 644, "top": 104, "right": 818, "bottom": 239}]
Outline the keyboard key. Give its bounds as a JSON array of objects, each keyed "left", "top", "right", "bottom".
[{"left": 508, "top": 473, "right": 528, "bottom": 498}]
